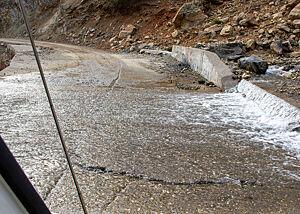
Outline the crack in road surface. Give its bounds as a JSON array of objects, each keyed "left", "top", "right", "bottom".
[{"left": 74, "top": 164, "right": 258, "bottom": 187}]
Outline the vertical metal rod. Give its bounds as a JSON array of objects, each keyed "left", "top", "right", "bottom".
[{"left": 17, "top": 1, "right": 88, "bottom": 213}]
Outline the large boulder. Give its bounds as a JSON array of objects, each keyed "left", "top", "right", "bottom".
[
  {"left": 0, "top": 42, "right": 16, "bottom": 71},
  {"left": 172, "top": 3, "right": 207, "bottom": 29},
  {"left": 207, "top": 43, "right": 245, "bottom": 61},
  {"left": 238, "top": 55, "right": 268, "bottom": 74},
  {"left": 118, "top": 24, "right": 136, "bottom": 39}
]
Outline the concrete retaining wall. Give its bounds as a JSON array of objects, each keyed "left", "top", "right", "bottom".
[{"left": 172, "top": 46, "right": 237, "bottom": 91}]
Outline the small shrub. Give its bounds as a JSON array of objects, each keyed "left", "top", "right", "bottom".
[{"left": 212, "top": 18, "right": 222, "bottom": 24}]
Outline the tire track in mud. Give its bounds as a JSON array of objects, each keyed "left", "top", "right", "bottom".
[{"left": 109, "top": 62, "right": 122, "bottom": 88}]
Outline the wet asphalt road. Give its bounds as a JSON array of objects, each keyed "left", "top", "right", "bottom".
[{"left": 0, "top": 40, "right": 299, "bottom": 213}]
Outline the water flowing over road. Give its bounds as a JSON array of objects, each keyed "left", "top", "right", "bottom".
[{"left": 0, "top": 40, "right": 299, "bottom": 213}]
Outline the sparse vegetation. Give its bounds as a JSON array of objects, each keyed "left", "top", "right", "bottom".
[
  {"left": 212, "top": 18, "right": 222, "bottom": 24},
  {"left": 105, "top": 0, "right": 119, "bottom": 4}
]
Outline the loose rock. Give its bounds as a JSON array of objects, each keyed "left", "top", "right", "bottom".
[
  {"left": 292, "top": 19, "right": 300, "bottom": 28},
  {"left": 172, "top": 30, "right": 179, "bottom": 38},
  {"left": 246, "top": 39, "right": 256, "bottom": 50},
  {"left": 220, "top": 25, "right": 233, "bottom": 36},
  {"left": 172, "top": 3, "right": 207, "bottom": 29},
  {"left": 282, "top": 41, "right": 293, "bottom": 52},
  {"left": 278, "top": 24, "right": 291, "bottom": 33},
  {"left": 208, "top": 43, "right": 245, "bottom": 61},
  {"left": 242, "top": 73, "right": 251, "bottom": 79},
  {"left": 238, "top": 55, "right": 268, "bottom": 74},
  {"left": 271, "top": 40, "right": 283, "bottom": 54},
  {"left": 204, "top": 25, "right": 222, "bottom": 34},
  {"left": 119, "top": 24, "right": 136, "bottom": 39}
]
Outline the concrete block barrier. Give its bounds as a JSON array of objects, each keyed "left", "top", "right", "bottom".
[{"left": 172, "top": 46, "right": 238, "bottom": 91}]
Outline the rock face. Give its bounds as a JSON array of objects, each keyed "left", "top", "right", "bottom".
[
  {"left": 0, "top": 0, "right": 59, "bottom": 37},
  {"left": 238, "top": 55, "right": 268, "bottom": 74},
  {"left": 0, "top": 42, "right": 16, "bottom": 71},
  {"left": 172, "top": 3, "right": 207, "bottom": 29}
]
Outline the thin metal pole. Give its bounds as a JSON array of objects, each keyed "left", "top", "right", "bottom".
[{"left": 17, "top": 1, "right": 88, "bottom": 213}]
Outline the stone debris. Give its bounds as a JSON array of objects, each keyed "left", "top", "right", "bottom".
[
  {"left": 246, "top": 39, "right": 256, "bottom": 50},
  {"left": 271, "top": 40, "right": 283, "bottom": 54},
  {"left": 220, "top": 25, "right": 233, "bottom": 36},
  {"left": 208, "top": 43, "right": 245, "bottom": 61},
  {"left": 118, "top": 24, "right": 136, "bottom": 39},
  {"left": 288, "top": 2, "right": 300, "bottom": 20},
  {"left": 171, "top": 30, "right": 179, "bottom": 38},
  {"left": 238, "top": 55, "right": 269, "bottom": 74}
]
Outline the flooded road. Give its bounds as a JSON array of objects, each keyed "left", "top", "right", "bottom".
[{"left": 0, "top": 40, "right": 299, "bottom": 213}]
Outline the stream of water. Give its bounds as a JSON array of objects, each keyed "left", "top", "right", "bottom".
[{"left": 0, "top": 65, "right": 299, "bottom": 198}]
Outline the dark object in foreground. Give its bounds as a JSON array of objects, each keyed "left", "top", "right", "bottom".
[{"left": 0, "top": 136, "right": 51, "bottom": 214}]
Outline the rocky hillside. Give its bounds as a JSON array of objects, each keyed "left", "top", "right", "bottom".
[
  {"left": 1, "top": 0, "right": 299, "bottom": 56},
  {"left": 1, "top": 0, "right": 299, "bottom": 104},
  {"left": 0, "top": 0, "right": 60, "bottom": 36}
]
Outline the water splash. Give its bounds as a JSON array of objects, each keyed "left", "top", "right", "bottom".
[
  {"left": 236, "top": 79, "right": 300, "bottom": 159},
  {"left": 237, "top": 80, "right": 300, "bottom": 122}
]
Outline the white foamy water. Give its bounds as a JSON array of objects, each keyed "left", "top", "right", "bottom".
[
  {"left": 178, "top": 92, "right": 300, "bottom": 159},
  {"left": 235, "top": 80, "right": 300, "bottom": 158},
  {"left": 237, "top": 80, "right": 300, "bottom": 121},
  {"left": 0, "top": 71, "right": 299, "bottom": 191},
  {"left": 266, "top": 65, "right": 300, "bottom": 76}
]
